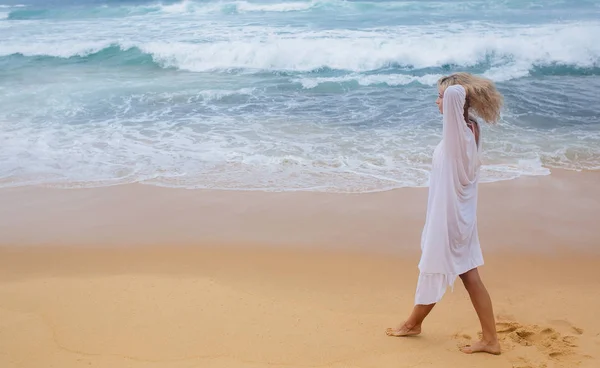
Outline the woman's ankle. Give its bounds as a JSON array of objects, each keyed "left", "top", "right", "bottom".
[
  {"left": 481, "top": 333, "right": 499, "bottom": 344},
  {"left": 404, "top": 320, "right": 420, "bottom": 330}
]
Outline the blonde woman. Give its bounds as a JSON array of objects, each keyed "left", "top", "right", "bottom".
[{"left": 386, "top": 73, "right": 504, "bottom": 355}]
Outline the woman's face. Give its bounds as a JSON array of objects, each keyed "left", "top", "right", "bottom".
[{"left": 436, "top": 87, "right": 444, "bottom": 114}]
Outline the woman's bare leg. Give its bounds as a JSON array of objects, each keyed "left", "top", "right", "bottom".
[
  {"left": 386, "top": 303, "right": 435, "bottom": 336},
  {"left": 459, "top": 268, "right": 501, "bottom": 354}
]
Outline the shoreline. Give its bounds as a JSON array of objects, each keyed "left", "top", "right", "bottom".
[
  {"left": 0, "top": 163, "right": 573, "bottom": 195},
  {"left": 1, "top": 168, "right": 598, "bottom": 253}
]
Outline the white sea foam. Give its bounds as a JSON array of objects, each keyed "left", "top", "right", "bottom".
[
  {"left": 135, "top": 0, "right": 587, "bottom": 16},
  {"left": 141, "top": 23, "right": 600, "bottom": 73},
  {"left": 296, "top": 74, "right": 443, "bottom": 88},
  {"left": 234, "top": 0, "right": 316, "bottom": 12},
  {"left": 159, "top": 0, "right": 199, "bottom": 14},
  {"left": 1, "top": 103, "right": 596, "bottom": 192},
  {"left": 154, "top": 0, "right": 332, "bottom": 14},
  {"left": 2, "top": 22, "right": 598, "bottom": 79}
]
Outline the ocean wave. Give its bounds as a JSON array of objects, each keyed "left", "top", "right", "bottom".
[
  {"left": 6, "top": 0, "right": 596, "bottom": 20},
  {"left": 3, "top": 0, "right": 335, "bottom": 20},
  {"left": 233, "top": 0, "right": 317, "bottom": 13},
  {"left": 156, "top": 0, "right": 372, "bottom": 15},
  {"left": 2, "top": 22, "right": 599, "bottom": 81},
  {"left": 1, "top": 42, "right": 119, "bottom": 59},
  {"left": 6, "top": 5, "right": 157, "bottom": 20}
]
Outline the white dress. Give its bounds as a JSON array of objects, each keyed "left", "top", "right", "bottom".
[{"left": 415, "top": 84, "right": 484, "bottom": 305}]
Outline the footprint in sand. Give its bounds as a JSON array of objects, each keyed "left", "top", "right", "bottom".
[
  {"left": 548, "top": 319, "right": 584, "bottom": 335},
  {"left": 453, "top": 318, "right": 587, "bottom": 368}
]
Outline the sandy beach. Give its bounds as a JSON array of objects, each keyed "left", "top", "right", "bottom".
[{"left": 1, "top": 169, "right": 599, "bottom": 368}]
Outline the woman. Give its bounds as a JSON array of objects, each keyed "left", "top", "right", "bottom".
[{"left": 386, "top": 73, "right": 504, "bottom": 355}]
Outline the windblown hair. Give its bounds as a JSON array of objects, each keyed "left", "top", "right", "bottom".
[{"left": 437, "top": 72, "right": 503, "bottom": 124}]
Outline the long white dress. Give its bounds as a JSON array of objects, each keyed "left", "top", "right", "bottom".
[{"left": 415, "top": 84, "right": 484, "bottom": 305}]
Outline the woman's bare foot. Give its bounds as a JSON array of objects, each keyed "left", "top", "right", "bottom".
[
  {"left": 460, "top": 339, "right": 501, "bottom": 355},
  {"left": 385, "top": 322, "right": 421, "bottom": 337}
]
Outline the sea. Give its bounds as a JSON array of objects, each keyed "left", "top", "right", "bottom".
[{"left": 1, "top": 0, "right": 599, "bottom": 192}]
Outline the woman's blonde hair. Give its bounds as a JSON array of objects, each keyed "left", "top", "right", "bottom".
[{"left": 437, "top": 72, "right": 503, "bottom": 124}]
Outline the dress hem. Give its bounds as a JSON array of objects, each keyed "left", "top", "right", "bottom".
[{"left": 414, "top": 257, "right": 484, "bottom": 306}]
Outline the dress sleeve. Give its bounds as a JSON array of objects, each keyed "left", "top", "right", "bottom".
[
  {"left": 441, "top": 85, "right": 477, "bottom": 186},
  {"left": 442, "top": 85, "right": 468, "bottom": 158}
]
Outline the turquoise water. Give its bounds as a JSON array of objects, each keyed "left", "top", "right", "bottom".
[{"left": 1, "top": 0, "right": 599, "bottom": 192}]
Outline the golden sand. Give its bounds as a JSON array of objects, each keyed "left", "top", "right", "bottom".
[{"left": 1, "top": 169, "right": 599, "bottom": 368}]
